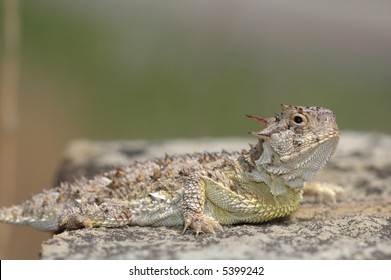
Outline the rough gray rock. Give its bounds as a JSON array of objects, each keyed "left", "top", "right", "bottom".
[{"left": 41, "top": 132, "right": 391, "bottom": 259}]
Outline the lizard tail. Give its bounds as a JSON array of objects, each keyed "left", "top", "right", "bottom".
[
  {"left": 0, "top": 193, "right": 62, "bottom": 232},
  {"left": 0, "top": 182, "right": 134, "bottom": 231},
  {"left": 0, "top": 204, "right": 60, "bottom": 232}
]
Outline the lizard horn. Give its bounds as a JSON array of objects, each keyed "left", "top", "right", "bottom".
[
  {"left": 248, "top": 131, "right": 271, "bottom": 139},
  {"left": 246, "top": 115, "right": 273, "bottom": 125},
  {"left": 281, "top": 104, "right": 291, "bottom": 111}
]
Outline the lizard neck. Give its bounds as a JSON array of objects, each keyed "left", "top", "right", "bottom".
[{"left": 243, "top": 137, "right": 338, "bottom": 195}]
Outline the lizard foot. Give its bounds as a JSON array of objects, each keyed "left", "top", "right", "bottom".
[
  {"left": 59, "top": 213, "right": 93, "bottom": 230},
  {"left": 183, "top": 212, "right": 223, "bottom": 236},
  {"left": 303, "top": 181, "right": 345, "bottom": 205},
  {"left": 58, "top": 199, "right": 132, "bottom": 230}
]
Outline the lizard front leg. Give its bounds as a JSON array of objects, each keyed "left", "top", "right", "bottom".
[
  {"left": 182, "top": 175, "right": 223, "bottom": 235},
  {"left": 303, "top": 181, "right": 344, "bottom": 205}
]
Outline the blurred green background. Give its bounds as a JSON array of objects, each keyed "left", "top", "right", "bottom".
[
  {"left": 4, "top": 0, "right": 391, "bottom": 138},
  {"left": 0, "top": 0, "right": 390, "bottom": 259}
]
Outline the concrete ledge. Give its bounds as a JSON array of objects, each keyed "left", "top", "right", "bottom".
[{"left": 41, "top": 132, "right": 391, "bottom": 259}]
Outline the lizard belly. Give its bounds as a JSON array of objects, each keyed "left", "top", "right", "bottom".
[
  {"left": 203, "top": 176, "right": 302, "bottom": 225},
  {"left": 128, "top": 199, "right": 184, "bottom": 227}
]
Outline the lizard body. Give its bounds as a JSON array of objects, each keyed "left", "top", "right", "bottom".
[{"left": 0, "top": 104, "right": 339, "bottom": 234}]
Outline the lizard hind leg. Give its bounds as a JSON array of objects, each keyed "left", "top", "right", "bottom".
[
  {"left": 182, "top": 175, "right": 223, "bottom": 235},
  {"left": 58, "top": 198, "right": 132, "bottom": 230}
]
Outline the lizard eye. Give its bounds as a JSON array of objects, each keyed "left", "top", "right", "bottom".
[
  {"left": 290, "top": 113, "right": 306, "bottom": 125},
  {"left": 294, "top": 116, "right": 303, "bottom": 123}
]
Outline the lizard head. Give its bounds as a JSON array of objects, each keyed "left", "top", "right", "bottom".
[{"left": 247, "top": 104, "right": 339, "bottom": 187}]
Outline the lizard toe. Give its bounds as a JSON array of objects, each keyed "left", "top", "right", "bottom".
[
  {"left": 303, "top": 181, "right": 345, "bottom": 205},
  {"left": 183, "top": 212, "right": 223, "bottom": 235}
]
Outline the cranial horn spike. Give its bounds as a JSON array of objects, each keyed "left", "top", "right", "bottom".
[
  {"left": 249, "top": 131, "right": 271, "bottom": 139},
  {"left": 281, "top": 104, "right": 291, "bottom": 111},
  {"left": 246, "top": 115, "right": 273, "bottom": 125}
]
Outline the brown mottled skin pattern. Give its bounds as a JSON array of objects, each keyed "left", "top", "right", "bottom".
[{"left": 0, "top": 104, "right": 340, "bottom": 235}]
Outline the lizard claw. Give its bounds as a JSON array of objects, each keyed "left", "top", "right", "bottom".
[{"left": 183, "top": 212, "right": 223, "bottom": 235}]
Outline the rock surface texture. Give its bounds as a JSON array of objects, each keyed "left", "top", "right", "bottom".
[{"left": 41, "top": 132, "right": 391, "bottom": 259}]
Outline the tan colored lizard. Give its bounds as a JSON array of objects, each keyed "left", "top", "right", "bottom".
[{"left": 0, "top": 104, "right": 341, "bottom": 234}]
